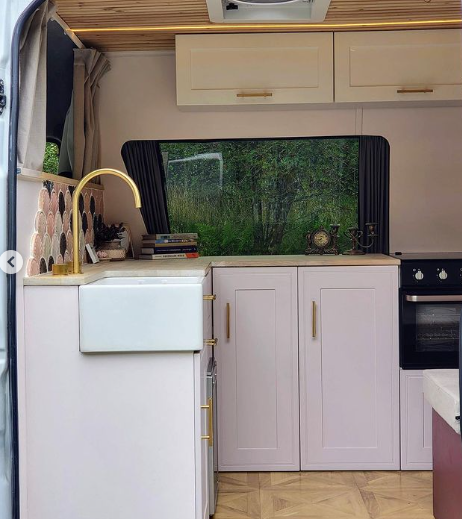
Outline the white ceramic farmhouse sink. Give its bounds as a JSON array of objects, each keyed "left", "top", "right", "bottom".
[{"left": 79, "top": 277, "right": 204, "bottom": 353}]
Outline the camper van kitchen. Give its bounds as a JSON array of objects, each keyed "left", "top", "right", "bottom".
[{"left": 2, "top": 1, "right": 462, "bottom": 519}]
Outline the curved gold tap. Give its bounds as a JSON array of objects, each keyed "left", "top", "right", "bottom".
[{"left": 72, "top": 168, "right": 142, "bottom": 274}]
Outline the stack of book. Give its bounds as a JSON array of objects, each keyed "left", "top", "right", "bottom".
[{"left": 139, "top": 233, "right": 199, "bottom": 260}]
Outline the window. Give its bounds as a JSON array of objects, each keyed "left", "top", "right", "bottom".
[
  {"left": 159, "top": 137, "right": 360, "bottom": 256},
  {"left": 43, "top": 141, "right": 59, "bottom": 174}
]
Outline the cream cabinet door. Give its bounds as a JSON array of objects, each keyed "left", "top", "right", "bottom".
[
  {"left": 176, "top": 33, "right": 333, "bottom": 107},
  {"left": 400, "top": 370, "right": 433, "bottom": 471},
  {"left": 299, "top": 267, "right": 400, "bottom": 470},
  {"left": 335, "top": 29, "right": 462, "bottom": 102},
  {"left": 213, "top": 267, "right": 299, "bottom": 471}
]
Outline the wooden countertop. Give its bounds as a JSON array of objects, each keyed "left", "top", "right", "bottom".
[{"left": 23, "top": 254, "right": 400, "bottom": 286}]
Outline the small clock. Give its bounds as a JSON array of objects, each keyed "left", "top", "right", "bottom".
[{"left": 305, "top": 225, "right": 340, "bottom": 255}]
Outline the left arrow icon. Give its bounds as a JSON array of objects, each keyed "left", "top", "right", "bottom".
[{"left": 0, "top": 251, "right": 23, "bottom": 274}]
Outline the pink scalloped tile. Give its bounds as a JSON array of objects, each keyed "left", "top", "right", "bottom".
[
  {"left": 84, "top": 192, "right": 90, "bottom": 213},
  {"left": 38, "top": 188, "right": 50, "bottom": 214},
  {"left": 31, "top": 233, "right": 42, "bottom": 260},
  {"left": 35, "top": 211, "right": 46, "bottom": 237},
  {"left": 56, "top": 254, "right": 64, "bottom": 265},
  {"left": 46, "top": 212, "right": 54, "bottom": 237},
  {"left": 62, "top": 211, "right": 70, "bottom": 234},
  {"left": 50, "top": 190, "right": 58, "bottom": 215},
  {"left": 42, "top": 233, "right": 51, "bottom": 259},
  {"left": 27, "top": 258, "right": 39, "bottom": 277},
  {"left": 66, "top": 230, "right": 73, "bottom": 256},
  {"left": 51, "top": 233, "right": 59, "bottom": 259},
  {"left": 65, "top": 190, "right": 72, "bottom": 212},
  {"left": 55, "top": 212, "right": 63, "bottom": 236}
]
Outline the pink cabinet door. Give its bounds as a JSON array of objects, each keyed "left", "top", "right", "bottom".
[
  {"left": 400, "top": 370, "right": 433, "bottom": 470},
  {"left": 299, "top": 266, "right": 400, "bottom": 470},
  {"left": 214, "top": 268, "right": 299, "bottom": 471}
]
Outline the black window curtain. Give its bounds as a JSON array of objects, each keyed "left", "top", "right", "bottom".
[
  {"left": 121, "top": 141, "right": 170, "bottom": 235},
  {"left": 358, "top": 136, "right": 390, "bottom": 254}
]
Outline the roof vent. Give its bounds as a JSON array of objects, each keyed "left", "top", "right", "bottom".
[{"left": 206, "top": 0, "right": 331, "bottom": 23}]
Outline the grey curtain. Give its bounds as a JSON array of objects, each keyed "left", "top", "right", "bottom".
[
  {"left": 121, "top": 141, "right": 170, "bottom": 234},
  {"left": 18, "top": 0, "right": 55, "bottom": 175},
  {"left": 358, "top": 136, "right": 390, "bottom": 254},
  {"left": 59, "top": 49, "right": 110, "bottom": 179}
]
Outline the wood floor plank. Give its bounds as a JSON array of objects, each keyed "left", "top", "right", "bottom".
[{"left": 215, "top": 471, "right": 434, "bottom": 519}]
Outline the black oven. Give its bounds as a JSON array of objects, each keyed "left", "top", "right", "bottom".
[
  {"left": 400, "top": 288, "right": 462, "bottom": 369},
  {"left": 394, "top": 253, "right": 462, "bottom": 370}
]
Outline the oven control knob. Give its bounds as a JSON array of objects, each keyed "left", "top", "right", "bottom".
[
  {"left": 438, "top": 268, "right": 448, "bottom": 280},
  {"left": 414, "top": 269, "right": 424, "bottom": 281}
]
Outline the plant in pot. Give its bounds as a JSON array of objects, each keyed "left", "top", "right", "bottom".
[{"left": 95, "top": 222, "right": 126, "bottom": 261}]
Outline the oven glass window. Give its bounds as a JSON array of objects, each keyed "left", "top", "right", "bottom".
[{"left": 415, "top": 303, "right": 461, "bottom": 352}]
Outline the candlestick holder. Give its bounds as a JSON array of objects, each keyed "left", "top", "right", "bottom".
[{"left": 343, "top": 223, "right": 379, "bottom": 255}]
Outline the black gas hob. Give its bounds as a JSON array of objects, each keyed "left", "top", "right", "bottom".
[
  {"left": 393, "top": 252, "right": 462, "bottom": 369},
  {"left": 392, "top": 252, "right": 462, "bottom": 289}
]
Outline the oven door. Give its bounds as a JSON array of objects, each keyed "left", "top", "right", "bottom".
[{"left": 401, "top": 289, "right": 462, "bottom": 369}]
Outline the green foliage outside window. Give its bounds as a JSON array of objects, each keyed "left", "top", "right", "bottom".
[
  {"left": 160, "top": 138, "right": 359, "bottom": 256},
  {"left": 43, "top": 142, "right": 59, "bottom": 174}
]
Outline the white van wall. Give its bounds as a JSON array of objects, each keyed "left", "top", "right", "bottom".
[{"left": 99, "top": 51, "right": 462, "bottom": 254}]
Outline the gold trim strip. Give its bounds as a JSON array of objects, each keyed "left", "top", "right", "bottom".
[{"left": 72, "top": 19, "right": 462, "bottom": 33}]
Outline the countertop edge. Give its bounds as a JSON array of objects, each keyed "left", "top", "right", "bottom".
[{"left": 23, "top": 254, "right": 400, "bottom": 286}]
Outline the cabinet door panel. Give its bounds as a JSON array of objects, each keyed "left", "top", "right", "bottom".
[
  {"left": 176, "top": 33, "right": 333, "bottom": 107},
  {"left": 400, "top": 370, "right": 433, "bottom": 470},
  {"left": 335, "top": 30, "right": 462, "bottom": 102},
  {"left": 299, "top": 267, "right": 399, "bottom": 470},
  {"left": 214, "top": 268, "right": 299, "bottom": 471}
]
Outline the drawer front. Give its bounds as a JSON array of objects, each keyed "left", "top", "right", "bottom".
[
  {"left": 335, "top": 29, "right": 462, "bottom": 102},
  {"left": 176, "top": 33, "right": 333, "bottom": 106}
]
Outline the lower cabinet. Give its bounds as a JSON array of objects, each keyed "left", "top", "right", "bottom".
[
  {"left": 400, "top": 370, "right": 433, "bottom": 470},
  {"left": 213, "top": 267, "right": 300, "bottom": 471},
  {"left": 23, "top": 275, "right": 214, "bottom": 519},
  {"left": 299, "top": 267, "right": 400, "bottom": 470}
]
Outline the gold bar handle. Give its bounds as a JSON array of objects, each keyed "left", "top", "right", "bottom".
[
  {"left": 397, "top": 88, "right": 434, "bottom": 94},
  {"left": 201, "top": 397, "right": 213, "bottom": 446},
  {"left": 236, "top": 92, "right": 273, "bottom": 98},
  {"left": 204, "top": 338, "right": 218, "bottom": 346},
  {"left": 312, "top": 301, "right": 317, "bottom": 339},
  {"left": 226, "top": 302, "right": 231, "bottom": 340},
  {"left": 203, "top": 294, "right": 216, "bottom": 301}
]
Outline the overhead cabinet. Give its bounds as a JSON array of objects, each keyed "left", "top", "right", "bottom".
[
  {"left": 176, "top": 33, "right": 334, "bottom": 107},
  {"left": 335, "top": 29, "right": 462, "bottom": 103},
  {"left": 177, "top": 29, "right": 462, "bottom": 107}
]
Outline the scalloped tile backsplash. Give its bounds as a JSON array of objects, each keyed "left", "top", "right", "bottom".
[{"left": 27, "top": 180, "right": 104, "bottom": 276}]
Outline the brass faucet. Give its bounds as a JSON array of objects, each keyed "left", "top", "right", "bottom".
[{"left": 72, "top": 168, "right": 142, "bottom": 274}]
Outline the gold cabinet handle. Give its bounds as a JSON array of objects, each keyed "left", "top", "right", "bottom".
[
  {"left": 236, "top": 92, "right": 273, "bottom": 98},
  {"left": 203, "top": 294, "right": 216, "bottom": 301},
  {"left": 226, "top": 302, "right": 230, "bottom": 340},
  {"left": 201, "top": 397, "right": 213, "bottom": 446},
  {"left": 312, "top": 301, "right": 317, "bottom": 339},
  {"left": 397, "top": 88, "right": 434, "bottom": 94},
  {"left": 204, "top": 338, "right": 218, "bottom": 346}
]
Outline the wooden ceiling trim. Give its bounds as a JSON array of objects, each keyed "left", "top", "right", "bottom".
[{"left": 55, "top": 0, "right": 462, "bottom": 51}]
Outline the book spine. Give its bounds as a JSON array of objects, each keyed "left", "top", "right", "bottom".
[
  {"left": 152, "top": 239, "right": 197, "bottom": 244},
  {"left": 142, "top": 241, "right": 197, "bottom": 247},
  {"left": 154, "top": 233, "right": 198, "bottom": 240},
  {"left": 153, "top": 247, "right": 197, "bottom": 254},
  {"left": 139, "top": 253, "right": 199, "bottom": 260}
]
